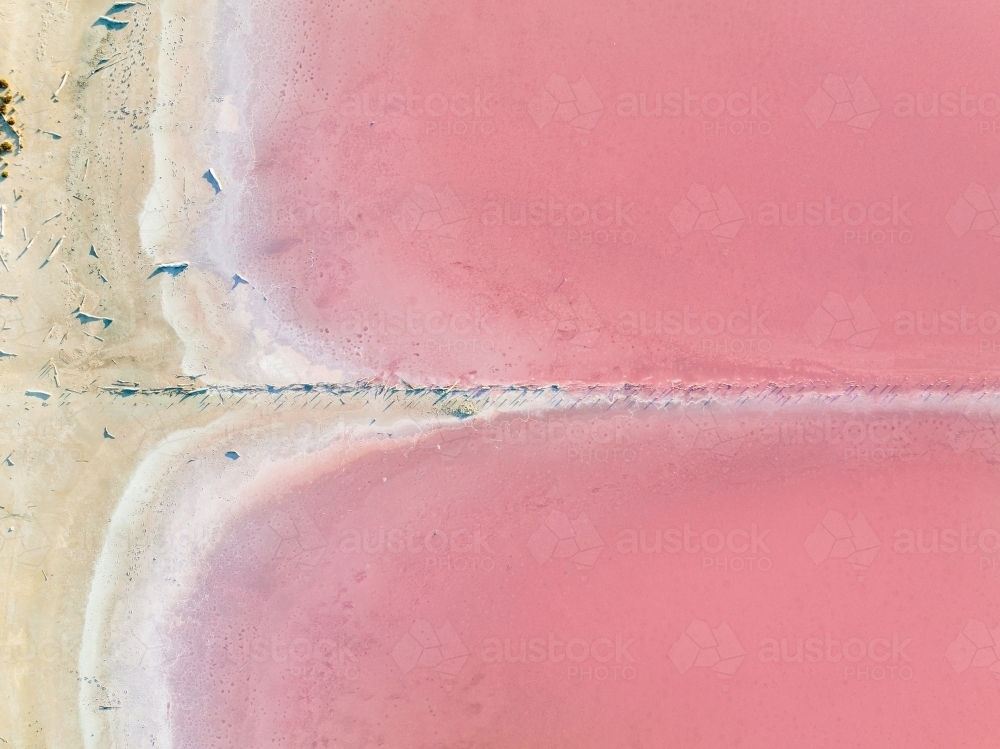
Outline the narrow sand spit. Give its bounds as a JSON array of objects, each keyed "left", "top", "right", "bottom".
[{"left": 0, "top": 0, "right": 209, "bottom": 742}]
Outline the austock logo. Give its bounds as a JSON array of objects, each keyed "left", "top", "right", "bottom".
[
  {"left": 804, "top": 510, "right": 880, "bottom": 581},
  {"left": 946, "top": 184, "right": 1000, "bottom": 242},
  {"left": 614, "top": 87, "right": 771, "bottom": 119},
  {"left": 946, "top": 620, "right": 1000, "bottom": 685},
  {"left": 947, "top": 408, "right": 1000, "bottom": 461},
  {"left": 480, "top": 632, "right": 637, "bottom": 681},
  {"left": 615, "top": 306, "right": 772, "bottom": 338},
  {"left": 334, "top": 87, "right": 494, "bottom": 120},
  {"left": 668, "top": 183, "right": 745, "bottom": 240},
  {"left": 758, "top": 632, "right": 914, "bottom": 681},
  {"left": 669, "top": 619, "right": 746, "bottom": 690},
  {"left": 480, "top": 196, "right": 635, "bottom": 243},
  {"left": 804, "top": 74, "right": 880, "bottom": 132},
  {"left": 616, "top": 524, "right": 772, "bottom": 572},
  {"left": 393, "top": 183, "right": 468, "bottom": 238},
  {"left": 1, "top": 633, "right": 75, "bottom": 669},
  {"left": 0, "top": 515, "right": 53, "bottom": 567},
  {"left": 527, "top": 510, "right": 605, "bottom": 573},
  {"left": 252, "top": 510, "right": 326, "bottom": 565},
  {"left": 893, "top": 308, "right": 1000, "bottom": 338},
  {"left": 756, "top": 197, "right": 913, "bottom": 244},
  {"left": 481, "top": 415, "right": 634, "bottom": 447},
  {"left": 805, "top": 292, "right": 880, "bottom": 349},
  {"left": 392, "top": 620, "right": 469, "bottom": 688},
  {"left": 331, "top": 526, "right": 496, "bottom": 572},
  {"left": 893, "top": 526, "right": 1000, "bottom": 556},
  {"left": 221, "top": 632, "right": 361, "bottom": 680},
  {"left": 669, "top": 401, "right": 746, "bottom": 458},
  {"left": 893, "top": 89, "right": 1000, "bottom": 120},
  {"left": 336, "top": 308, "right": 494, "bottom": 338},
  {"left": 528, "top": 74, "right": 603, "bottom": 132},
  {"left": 528, "top": 280, "right": 603, "bottom": 349}
]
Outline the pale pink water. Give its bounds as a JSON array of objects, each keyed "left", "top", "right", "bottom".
[
  {"left": 159, "top": 0, "right": 1000, "bottom": 744},
  {"left": 222, "top": 0, "right": 1000, "bottom": 385},
  {"left": 166, "top": 406, "right": 1000, "bottom": 747}
]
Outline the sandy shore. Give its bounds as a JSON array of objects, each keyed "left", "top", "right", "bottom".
[
  {"left": 0, "top": 0, "right": 209, "bottom": 743},
  {"left": 0, "top": 0, "right": 157, "bottom": 744},
  {"left": 76, "top": 392, "right": 469, "bottom": 749}
]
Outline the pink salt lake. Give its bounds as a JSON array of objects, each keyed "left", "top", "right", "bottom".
[
  {"left": 157, "top": 0, "right": 1000, "bottom": 746},
  {"left": 220, "top": 0, "right": 1000, "bottom": 386},
  {"left": 165, "top": 403, "right": 1000, "bottom": 747}
]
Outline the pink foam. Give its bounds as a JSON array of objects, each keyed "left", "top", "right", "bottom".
[
  {"left": 165, "top": 405, "right": 1000, "bottom": 746},
  {"left": 222, "top": 0, "right": 1000, "bottom": 385}
]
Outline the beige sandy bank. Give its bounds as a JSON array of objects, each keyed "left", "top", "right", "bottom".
[{"left": 0, "top": 0, "right": 208, "bottom": 743}]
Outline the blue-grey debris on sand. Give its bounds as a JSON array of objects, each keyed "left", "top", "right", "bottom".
[
  {"left": 103, "top": 428, "right": 115, "bottom": 439},
  {"left": 225, "top": 450, "right": 240, "bottom": 460},
  {"left": 25, "top": 391, "right": 50, "bottom": 400},
  {"left": 231, "top": 274, "right": 248, "bottom": 289},
  {"left": 149, "top": 262, "right": 188, "bottom": 278},
  {"left": 203, "top": 169, "right": 222, "bottom": 194},
  {"left": 94, "top": 16, "right": 129, "bottom": 29},
  {"left": 40, "top": 236, "right": 64, "bottom": 268},
  {"left": 74, "top": 310, "right": 113, "bottom": 328}
]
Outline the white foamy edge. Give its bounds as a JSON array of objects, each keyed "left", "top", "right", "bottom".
[
  {"left": 139, "top": 0, "right": 352, "bottom": 386},
  {"left": 77, "top": 410, "right": 460, "bottom": 749}
]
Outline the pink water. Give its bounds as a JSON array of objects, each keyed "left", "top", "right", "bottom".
[
  {"left": 159, "top": 0, "right": 1000, "bottom": 745},
  {"left": 221, "top": 0, "right": 1000, "bottom": 385},
  {"left": 166, "top": 406, "right": 1000, "bottom": 747}
]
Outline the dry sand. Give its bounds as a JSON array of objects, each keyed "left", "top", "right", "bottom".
[{"left": 0, "top": 0, "right": 217, "bottom": 743}]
